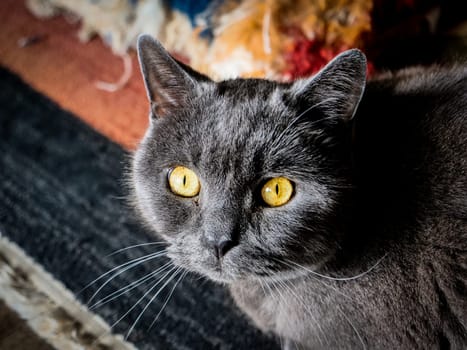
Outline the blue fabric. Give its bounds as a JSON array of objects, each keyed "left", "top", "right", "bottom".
[
  {"left": 0, "top": 66, "right": 280, "bottom": 350},
  {"left": 167, "top": 0, "right": 214, "bottom": 24}
]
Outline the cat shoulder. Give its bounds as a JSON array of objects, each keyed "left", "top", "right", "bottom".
[{"left": 368, "top": 64, "right": 467, "bottom": 94}]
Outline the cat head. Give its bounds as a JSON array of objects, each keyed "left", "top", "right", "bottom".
[{"left": 132, "top": 35, "right": 367, "bottom": 283}]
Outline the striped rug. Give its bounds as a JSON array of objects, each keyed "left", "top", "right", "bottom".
[
  {"left": 0, "top": 66, "right": 278, "bottom": 350},
  {"left": 0, "top": 2, "right": 279, "bottom": 348},
  {"left": 1, "top": 1, "right": 466, "bottom": 349}
]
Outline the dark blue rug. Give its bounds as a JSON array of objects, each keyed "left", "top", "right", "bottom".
[{"left": 0, "top": 67, "right": 279, "bottom": 350}]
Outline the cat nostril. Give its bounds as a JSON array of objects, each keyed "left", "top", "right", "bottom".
[{"left": 215, "top": 239, "right": 235, "bottom": 260}]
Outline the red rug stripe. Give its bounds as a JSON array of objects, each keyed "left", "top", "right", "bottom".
[{"left": 0, "top": 0, "right": 148, "bottom": 150}]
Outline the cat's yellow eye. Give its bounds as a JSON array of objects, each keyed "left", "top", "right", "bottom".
[
  {"left": 261, "top": 177, "right": 294, "bottom": 207},
  {"left": 168, "top": 166, "right": 200, "bottom": 197}
]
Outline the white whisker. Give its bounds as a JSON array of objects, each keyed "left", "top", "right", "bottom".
[
  {"left": 271, "top": 97, "right": 338, "bottom": 149},
  {"left": 148, "top": 270, "right": 187, "bottom": 330},
  {"left": 270, "top": 279, "right": 287, "bottom": 309},
  {"left": 86, "top": 250, "right": 168, "bottom": 305},
  {"left": 305, "top": 273, "right": 354, "bottom": 301},
  {"left": 263, "top": 278, "right": 289, "bottom": 346},
  {"left": 258, "top": 278, "right": 268, "bottom": 297},
  {"left": 280, "top": 254, "right": 387, "bottom": 282},
  {"left": 106, "top": 242, "right": 167, "bottom": 257},
  {"left": 125, "top": 267, "right": 183, "bottom": 339},
  {"left": 78, "top": 250, "right": 167, "bottom": 295},
  {"left": 89, "top": 262, "right": 173, "bottom": 310},
  {"left": 275, "top": 278, "right": 326, "bottom": 347},
  {"left": 108, "top": 265, "right": 179, "bottom": 336},
  {"left": 337, "top": 308, "right": 366, "bottom": 350}
]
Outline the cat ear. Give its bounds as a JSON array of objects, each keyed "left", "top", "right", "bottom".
[
  {"left": 290, "top": 49, "right": 367, "bottom": 121},
  {"left": 137, "top": 35, "right": 210, "bottom": 118}
]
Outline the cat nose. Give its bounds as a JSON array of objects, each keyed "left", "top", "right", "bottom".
[{"left": 209, "top": 239, "right": 236, "bottom": 260}]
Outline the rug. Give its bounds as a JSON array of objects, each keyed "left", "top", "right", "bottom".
[
  {"left": 1, "top": 1, "right": 466, "bottom": 349},
  {"left": 0, "top": 0, "right": 148, "bottom": 150},
  {"left": 1, "top": 0, "right": 466, "bottom": 151},
  {"left": 0, "top": 66, "right": 279, "bottom": 350},
  {"left": 0, "top": 235, "right": 135, "bottom": 350}
]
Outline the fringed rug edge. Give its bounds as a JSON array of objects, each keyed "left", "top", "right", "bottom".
[{"left": 0, "top": 232, "right": 137, "bottom": 350}]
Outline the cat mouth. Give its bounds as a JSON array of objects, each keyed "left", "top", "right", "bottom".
[
  {"left": 202, "top": 261, "right": 239, "bottom": 283},
  {"left": 167, "top": 246, "right": 240, "bottom": 283},
  {"left": 208, "top": 270, "right": 230, "bottom": 283}
]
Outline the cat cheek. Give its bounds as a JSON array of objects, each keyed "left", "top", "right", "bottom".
[
  {"left": 165, "top": 239, "right": 190, "bottom": 267},
  {"left": 166, "top": 234, "right": 201, "bottom": 264}
]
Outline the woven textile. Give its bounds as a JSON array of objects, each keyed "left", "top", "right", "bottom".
[{"left": 0, "top": 66, "right": 279, "bottom": 350}]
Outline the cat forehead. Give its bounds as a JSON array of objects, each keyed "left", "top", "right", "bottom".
[
  {"left": 214, "top": 78, "right": 285, "bottom": 100},
  {"left": 196, "top": 84, "right": 292, "bottom": 143},
  {"left": 155, "top": 105, "right": 317, "bottom": 177},
  {"left": 198, "top": 80, "right": 290, "bottom": 125},
  {"left": 148, "top": 77, "right": 323, "bottom": 172}
]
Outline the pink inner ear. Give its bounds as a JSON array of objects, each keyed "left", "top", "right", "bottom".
[
  {"left": 138, "top": 45, "right": 197, "bottom": 118},
  {"left": 151, "top": 100, "right": 175, "bottom": 118},
  {"left": 289, "top": 49, "right": 367, "bottom": 122}
]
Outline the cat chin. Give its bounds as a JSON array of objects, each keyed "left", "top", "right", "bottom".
[
  {"left": 199, "top": 262, "right": 315, "bottom": 285},
  {"left": 203, "top": 271, "right": 237, "bottom": 284},
  {"left": 204, "top": 268, "right": 314, "bottom": 285},
  {"left": 197, "top": 261, "right": 247, "bottom": 284},
  {"left": 172, "top": 263, "right": 240, "bottom": 284},
  {"left": 166, "top": 253, "right": 239, "bottom": 283},
  {"left": 168, "top": 250, "right": 329, "bottom": 285}
]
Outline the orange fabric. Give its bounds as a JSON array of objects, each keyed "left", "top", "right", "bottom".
[{"left": 0, "top": 0, "right": 148, "bottom": 150}]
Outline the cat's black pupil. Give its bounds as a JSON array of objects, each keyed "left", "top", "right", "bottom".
[
  {"left": 275, "top": 183, "right": 279, "bottom": 195},
  {"left": 183, "top": 175, "right": 186, "bottom": 186}
]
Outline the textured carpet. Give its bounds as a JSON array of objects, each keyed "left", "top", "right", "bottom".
[
  {"left": 0, "top": 66, "right": 279, "bottom": 350},
  {"left": 0, "top": 235, "right": 135, "bottom": 350},
  {"left": 0, "top": 300, "right": 54, "bottom": 350},
  {"left": 1, "top": 0, "right": 466, "bottom": 151}
]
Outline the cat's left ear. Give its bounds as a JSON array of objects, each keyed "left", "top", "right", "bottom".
[
  {"left": 290, "top": 49, "right": 367, "bottom": 121},
  {"left": 137, "top": 35, "right": 211, "bottom": 118}
]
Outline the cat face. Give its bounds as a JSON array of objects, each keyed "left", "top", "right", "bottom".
[{"left": 132, "top": 35, "right": 367, "bottom": 283}]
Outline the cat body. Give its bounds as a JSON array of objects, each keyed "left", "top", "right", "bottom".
[
  {"left": 231, "top": 67, "right": 467, "bottom": 349},
  {"left": 132, "top": 35, "right": 467, "bottom": 349}
]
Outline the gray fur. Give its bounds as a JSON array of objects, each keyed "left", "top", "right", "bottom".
[{"left": 132, "top": 35, "right": 467, "bottom": 349}]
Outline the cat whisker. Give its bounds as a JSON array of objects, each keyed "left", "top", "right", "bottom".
[
  {"left": 89, "top": 262, "right": 173, "bottom": 310},
  {"left": 261, "top": 278, "right": 275, "bottom": 300},
  {"left": 258, "top": 278, "right": 268, "bottom": 297},
  {"left": 78, "top": 250, "right": 167, "bottom": 295},
  {"left": 267, "top": 280, "right": 287, "bottom": 346},
  {"left": 270, "top": 257, "right": 361, "bottom": 315},
  {"left": 303, "top": 273, "right": 354, "bottom": 301},
  {"left": 271, "top": 97, "right": 338, "bottom": 150},
  {"left": 106, "top": 242, "right": 167, "bottom": 257},
  {"left": 275, "top": 254, "right": 387, "bottom": 282},
  {"left": 106, "top": 265, "right": 179, "bottom": 338},
  {"left": 89, "top": 264, "right": 179, "bottom": 348},
  {"left": 274, "top": 278, "right": 327, "bottom": 347},
  {"left": 148, "top": 269, "right": 188, "bottom": 330},
  {"left": 262, "top": 258, "right": 376, "bottom": 342},
  {"left": 269, "top": 279, "right": 287, "bottom": 309},
  {"left": 86, "top": 250, "right": 168, "bottom": 305},
  {"left": 336, "top": 308, "right": 366, "bottom": 350},
  {"left": 291, "top": 272, "right": 365, "bottom": 347},
  {"left": 125, "top": 266, "right": 184, "bottom": 339}
]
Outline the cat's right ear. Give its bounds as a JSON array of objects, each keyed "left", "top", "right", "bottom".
[
  {"left": 137, "top": 35, "right": 210, "bottom": 118},
  {"left": 289, "top": 49, "right": 367, "bottom": 122}
]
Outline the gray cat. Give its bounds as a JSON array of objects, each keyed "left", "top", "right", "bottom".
[{"left": 131, "top": 35, "right": 467, "bottom": 349}]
